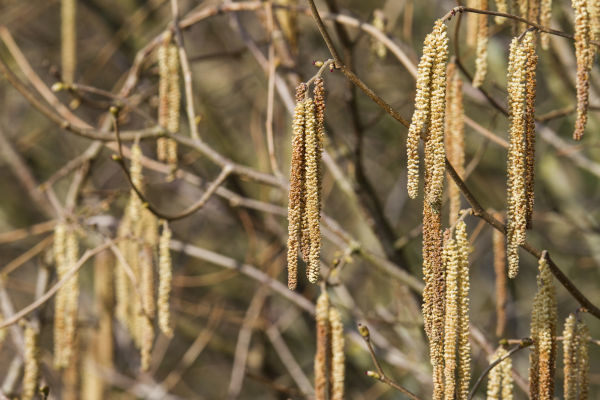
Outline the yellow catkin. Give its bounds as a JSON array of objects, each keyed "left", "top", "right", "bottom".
[
  {"left": 500, "top": 347, "right": 514, "bottom": 400},
  {"left": 329, "top": 306, "right": 345, "bottom": 400},
  {"left": 577, "top": 322, "right": 589, "bottom": 400},
  {"left": 495, "top": 0, "right": 508, "bottom": 24},
  {"left": 573, "top": 0, "right": 592, "bottom": 140},
  {"left": 506, "top": 34, "right": 529, "bottom": 279},
  {"left": 563, "top": 314, "right": 579, "bottom": 399},
  {"left": 466, "top": 0, "right": 479, "bottom": 47},
  {"left": 371, "top": 9, "right": 387, "bottom": 59},
  {"left": 473, "top": 0, "right": 489, "bottom": 88},
  {"left": 529, "top": 254, "right": 557, "bottom": 400},
  {"left": 456, "top": 221, "right": 471, "bottom": 400},
  {"left": 53, "top": 222, "right": 67, "bottom": 367},
  {"left": 166, "top": 43, "right": 180, "bottom": 168},
  {"left": 157, "top": 35, "right": 170, "bottom": 162},
  {"left": 139, "top": 210, "right": 157, "bottom": 320},
  {"left": 313, "top": 78, "right": 325, "bottom": 226},
  {"left": 158, "top": 220, "right": 173, "bottom": 336},
  {"left": 528, "top": 0, "right": 541, "bottom": 23},
  {"left": 493, "top": 213, "right": 507, "bottom": 337},
  {"left": 486, "top": 347, "right": 506, "bottom": 399},
  {"left": 589, "top": 0, "right": 600, "bottom": 57},
  {"left": 129, "top": 144, "right": 143, "bottom": 224},
  {"left": 61, "top": 0, "right": 76, "bottom": 83},
  {"left": 139, "top": 315, "right": 154, "bottom": 371},
  {"left": 540, "top": 0, "right": 553, "bottom": 49},
  {"left": 314, "top": 291, "right": 329, "bottom": 400},
  {"left": 304, "top": 98, "right": 321, "bottom": 283},
  {"left": 287, "top": 84, "right": 306, "bottom": 290},
  {"left": 443, "top": 235, "right": 459, "bottom": 400},
  {"left": 115, "top": 209, "right": 132, "bottom": 326},
  {"left": 445, "top": 63, "right": 465, "bottom": 226},
  {"left": 424, "top": 21, "right": 449, "bottom": 206},
  {"left": 22, "top": 324, "right": 39, "bottom": 400},
  {"left": 524, "top": 36, "right": 538, "bottom": 229},
  {"left": 407, "top": 31, "right": 436, "bottom": 199}
]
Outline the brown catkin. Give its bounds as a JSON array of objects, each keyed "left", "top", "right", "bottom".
[
  {"left": 158, "top": 220, "right": 173, "bottom": 336},
  {"left": 524, "top": 35, "right": 538, "bottom": 229},
  {"left": 456, "top": 221, "right": 471, "bottom": 400},
  {"left": 445, "top": 63, "right": 465, "bottom": 226},
  {"left": 407, "top": 31, "right": 436, "bottom": 199},
  {"left": 528, "top": 0, "right": 541, "bottom": 22},
  {"left": 304, "top": 98, "right": 321, "bottom": 283},
  {"left": 473, "top": 0, "right": 489, "bottom": 88},
  {"left": 313, "top": 78, "right": 325, "bottom": 223},
  {"left": 529, "top": 254, "right": 557, "bottom": 400},
  {"left": 573, "top": 0, "right": 592, "bottom": 140},
  {"left": 506, "top": 35, "right": 529, "bottom": 279},
  {"left": 424, "top": 21, "right": 449, "bottom": 206},
  {"left": 61, "top": 0, "right": 76, "bottom": 83},
  {"left": 540, "top": 0, "right": 553, "bottom": 49},
  {"left": 329, "top": 306, "right": 345, "bottom": 400},
  {"left": 287, "top": 84, "right": 306, "bottom": 290},
  {"left": 22, "top": 324, "right": 39, "bottom": 400},
  {"left": 314, "top": 291, "right": 329, "bottom": 400},
  {"left": 443, "top": 234, "right": 459, "bottom": 400},
  {"left": 493, "top": 213, "right": 507, "bottom": 337}
]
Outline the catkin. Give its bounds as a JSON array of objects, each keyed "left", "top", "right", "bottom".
[
  {"left": 589, "top": 0, "right": 600, "bottom": 57},
  {"left": 529, "top": 254, "right": 557, "bottom": 400},
  {"left": 495, "top": 0, "right": 508, "bottom": 24},
  {"left": 577, "top": 322, "right": 589, "bottom": 400},
  {"left": 445, "top": 63, "right": 465, "bottom": 226},
  {"left": 329, "top": 306, "right": 345, "bottom": 400},
  {"left": 466, "top": 0, "right": 479, "bottom": 47},
  {"left": 314, "top": 291, "right": 329, "bottom": 400},
  {"left": 456, "top": 221, "right": 471, "bottom": 400},
  {"left": 287, "top": 85, "right": 306, "bottom": 290},
  {"left": 506, "top": 35, "right": 529, "bottom": 279},
  {"left": 563, "top": 314, "right": 590, "bottom": 399},
  {"left": 473, "top": 0, "right": 489, "bottom": 88},
  {"left": 528, "top": 0, "right": 541, "bottom": 22},
  {"left": 313, "top": 78, "right": 325, "bottom": 223},
  {"left": 493, "top": 213, "right": 507, "bottom": 338},
  {"left": 443, "top": 234, "right": 459, "bottom": 400},
  {"left": 524, "top": 36, "right": 538, "bottom": 229},
  {"left": 61, "top": 0, "right": 76, "bottom": 83},
  {"left": 157, "top": 34, "right": 180, "bottom": 169},
  {"left": 540, "top": 0, "right": 553, "bottom": 49},
  {"left": 304, "top": 98, "right": 321, "bottom": 283},
  {"left": 407, "top": 31, "right": 436, "bottom": 199},
  {"left": 573, "top": 0, "right": 592, "bottom": 141},
  {"left": 22, "top": 324, "right": 39, "bottom": 400},
  {"left": 158, "top": 220, "right": 173, "bottom": 336},
  {"left": 486, "top": 346, "right": 513, "bottom": 400}
]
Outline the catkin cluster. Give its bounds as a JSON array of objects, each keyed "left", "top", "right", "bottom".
[
  {"left": 472, "top": 0, "right": 489, "bottom": 88},
  {"left": 23, "top": 324, "right": 40, "bottom": 400},
  {"left": 562, "top": 314, "right": 589, "bottom": 399},
  {"left": 529, "top": 254, "right": 557, "bottom": 400},
  {"left": 157, "top": 32, "right": 181, "bottom": 172},
  {"left": 573, "top": 0, "right": 593, "bottom": 140},
  {"left": 486, "top": 346, "right": 514, "bottom": 400},
  {"left": 314, "top": 290, "right": 345, "bottom": 400},
  {"left": 287, "top": 80, "right": 325, "bottom": 289},
  {"left": 407, "top": 20, "right": 448, "bottom": 203},
  {"left": 53, "top": 221, "right": 80, "bottom": 369},
  {"left": 506, "top": 32, "right": 537, "bottom": 278},
  {"left": 445, "top": 63, "right": 465, "bottom": 226},
  {"left": 115, "top": 144, "right": 166, "bottom": 370}
]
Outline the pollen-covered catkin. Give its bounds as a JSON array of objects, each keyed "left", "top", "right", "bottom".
[
  {"left": 563, "top": 314, "right": 590, "bottom": 399},
  {"left": 573, "top": 0, "right": 592, "bottom": 140},
  {"left": 313, "top": 78, "right": 325, "bottom": 221},
  {"left": 506, "top": 35, "right": 529, "bottom": 279},
  {"left": 493, "top": 213, "right": 507, "bottom": 337},
  {"left": 524, "top": 35, "right": 538, "bottom": 229},
  {"left": 443, "top": 235, "right": 459, "bottom": 400},
  {"left": 157, "top": 33, "right": 180, "bottom": 169},
  {"left": 456, "top": 221, "right": 471, "bottom": 400},
  {"left": 445, "top": 63, "right": 465, "bottom": 226},
  {"left": 473, "top": 0, "right": 489, "bottom": 88},
  {"left": 589, "top": 0, "right": 600, "bottom": 57},
  {"left": 407, "top": 31, "right": 436, "bottom": 199},
  {"left": 286, "top": 84, "right": 306, "bottom": 290},
  {"left": 314, "top": 291, "right": 329, "bottom": 400},
  {"left": 529, "top": 254, "right": 557, "bottom": 400},
  {"left": 424, "top": 21, "right": 449, "bottom": 206},
  {"left": 304, "top": 98, "right": 321, "bottom": 283},
  {"left": 158, "top": 219, "right": 173, "bottom": 336},
  {"left": 329, "top": 306, "right": 345, "bottom": 400},
  {"left": 577, "top": 322, "right": 589, "bottom": 399},
  {"left": 495, "top": 0, "right": 508, "bottom": 24},
  {"left": 157, "top": 35, "right": 170, "bottom": 162},
  {"left": 486, "top": 346, "right": 513, "bottom": 400},
  {"left": 61, "top": 0, "right": 76, "bottom": 83},
  {"left": 23, "top": 324, "right": 39, "bottom": 400},
  {"left": 540, "top": 0, "right": 553, "bottom": 49}
]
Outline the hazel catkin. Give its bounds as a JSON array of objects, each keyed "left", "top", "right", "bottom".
[{"left": 573, "top": 0, "right": 592, "bottom": 140}]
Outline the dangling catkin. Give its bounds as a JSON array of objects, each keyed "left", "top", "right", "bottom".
[
  {"left": 442, "top": 234, "right": 459, "bottom": 400},
  {"left": 329, "top": 306, "right": 345, "bottom": 400},
  {"left": 456, "top": 221, "right": 471, "bottom": 400},
  {"left": 61, "top": 0, "right": 76, "bottom": 84},
  {"left": 495, "top": 0, "right": 508, "bottom": 24},
  {"left": 314, "top": 291, "right": 329, "bottom": 400},
  {"left": 589, "top": 0, "right": 600, "bottom": 57},
  {"left": 158, "top": 219, "right": 173, "bottom": 336},
  {"left": 466, "top": 0, "right": 479, "bottom": 47},
  {"left": 524, "top": 35, "right": 538, "bottom": 229},
  {"left": 287, "top": 84, "right": 306, "bottom": 290},
  {"left": 540, "top": 0, "right": 553, "bottom": 49},
  {"left": 157, "top": 33, "right": 180, "bottom": 169},
  {"left": 445, "top": 63, "right": 465, "bottom": 226},
  {"left": 424, "top": 21, "right": 449, "bottom": 206},
  {"left": 506, "top": 35, "right": 529, "bottom": 279},
  {"left": 563, "top": 314, "right": 590, "bottom": 399},
  {"left": 304, "top": 98, "right": 321, "bottom": 283},
  {"left": 500, "top": 347, "right": 514, "bottom": 400},
  {"left": 157, "top": 35, "right": 170, "bottom": 162},
  {"left": 493, "top": 213, "right": 507, "bottom": 337},
  {"left": 313, "top": 78, "right": 325, "bottom": 223},
  {"left": 528, "top": 0, "right": 541, "bottom": 22},
  {"left": 22, "top": 324, "right": 39, "bottom": 400},
  {"left": 529, "top": 253, "right": 557, "bottom": 400},
  {"left": 486, "top": 346, "right": 513, "bottom": 400},
  {"left": 577, "top": 321, "right": 589, "bottom": 399},
  {"left": 573, "top": 0, "right": 592, "bottom": 140},
  {"left": 473, "top": 0, "right": 489, "bottom": 88},
  {"left": 407, "top": 31, "right": 436, "bottom": 199}
]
